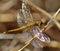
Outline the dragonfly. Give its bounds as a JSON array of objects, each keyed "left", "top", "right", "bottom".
[
  {"left": 3, "top": 0, "right": 60, "bottom": 50},
  {"left": 17, "top": 0, "right": 50, "bottom": 51},
  {"left": 18, "top": 0, "right": 60, "bottom": 51}
]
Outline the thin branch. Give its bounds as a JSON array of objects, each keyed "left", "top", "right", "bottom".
[
  {"left": 18, "top": 36, "right": 36, "bottom": 51},
  {"left": 42, "top": 8, "right": 60, "bottom": 31},
  {"left": 26, "top": 0, "right": 60, "bottom": 29}
]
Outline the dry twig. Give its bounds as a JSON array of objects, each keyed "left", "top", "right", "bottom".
[{"left": 25, "top": 0, "right": 60, "bottom": 29}]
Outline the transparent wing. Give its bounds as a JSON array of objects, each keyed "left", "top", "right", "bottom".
[
  {"left": 17, "top": 9, "right": 25, "bottom": 27},
  {"left": 22, "top": 0, "right": 33, "bottom": 23},
  {"left": 31, "top": 26, "right": 50, "bottom": 43}
]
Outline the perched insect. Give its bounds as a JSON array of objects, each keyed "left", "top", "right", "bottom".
[
  {"left": 3, "top": 0, "right": 51, "bottom": 51},
  {"left": 18, "top": 0, "right": 50, "bottom": 51},
  {"left": 3, "top": 0, "right": 60, "bottom": 51}
]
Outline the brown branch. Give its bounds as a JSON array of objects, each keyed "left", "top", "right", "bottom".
[{"left": 25, "top": 0, "right": 60, "bottom": 29}]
